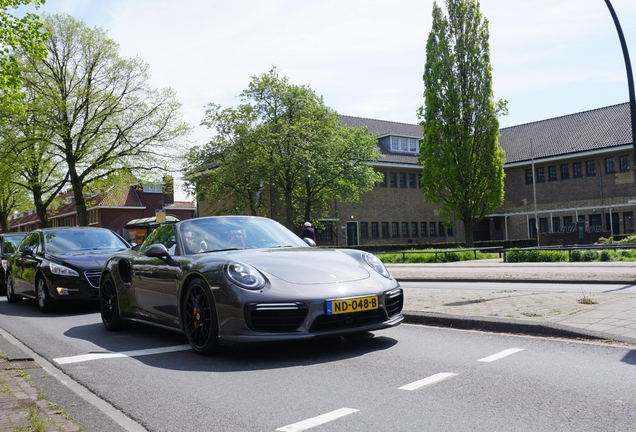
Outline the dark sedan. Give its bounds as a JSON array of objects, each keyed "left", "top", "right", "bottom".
[
  {"left": 100, "top": 216, "right": 404, "bottom": 355},
  {"left": 7, "top": 227, "right": 130, "bottom": 312},
  {"left": 0, "top": 232, "right": 27, "bottom": 295}
]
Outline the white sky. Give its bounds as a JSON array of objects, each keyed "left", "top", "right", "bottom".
[{"left": 18, "top": 0, "right": 636, "bottom": 200}]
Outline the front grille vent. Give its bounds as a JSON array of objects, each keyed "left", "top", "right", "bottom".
[
  {"left": 385, "top": 289, "right": 404, "bottom": 317},
  {"left": 245, "top": 302, "right": 309, "bottom": 332},
  {"left": 84, "top": 271, "right": 101, "bottom": 288},
  {"left": 309, "top": 309, "right": 386, "bottom": 332}
]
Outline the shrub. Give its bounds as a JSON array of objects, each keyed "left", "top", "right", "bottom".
[
  {"left": 581, "top": 250, "right": 599, "bottom": 262},
  {"left": 570, "top": 250, "right": 581, "bottom": 262},
  {"left": 599, "top": 250, "right": 611, "bottom": 262}
]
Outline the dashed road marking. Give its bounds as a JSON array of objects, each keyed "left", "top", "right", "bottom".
[
  {"left": 276, "top": 408, "right": 359, "bottom": 432},
  {"left": 398, "top": 372, "right": 457, "bottom": 391},
  {"left": 54, "top": 345, "right": 192, "bottom": 365},
  {"left": 478, "top": 348, "right": 524, "bottom": 363}
]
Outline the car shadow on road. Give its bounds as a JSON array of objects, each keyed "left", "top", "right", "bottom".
[
  {"left": 0, "top": 298, "right": 100, "bottom": 317},
  {"left": 622, "top": 350, "right": 636, "bottom": 365},
  {"left": 62, "top": 321, "right": 398, "bottom": 372}
]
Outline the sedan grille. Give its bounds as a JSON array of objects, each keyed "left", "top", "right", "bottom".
[
  {"left": 385, "top": 289, "right": 404, "bottom": 317},
  {"left": 84, "top": 271, "right": 101, "bottom": 288},
  {"left": 245, "top": 302, "right": 309, "bottom": 332}
]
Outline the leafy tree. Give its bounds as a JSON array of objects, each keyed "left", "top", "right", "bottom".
[
  {"left": 242, "top": 68, "right": 380, "bottom": 228},
  {"left": 187, "top": 103, "right": 268, "bottom": 216},
  {"left": 0, "top": 153, "right": 31, "bottom": 232},
  {"left": 18, "top": 14, "right": 189, "bottom": 226},
  {"left": 0, "top": 0, "right": 46, "bottom": 117},
  {"left": 418, "top": 0, "right": 507, "bottom": 247}
]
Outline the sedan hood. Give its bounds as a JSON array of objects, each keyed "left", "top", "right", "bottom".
[
  {"left": 49, "top": 250, "right": 120, "bottom": 270},
  {"left": 236, "top": 248, "right": 370, "bottom": 285}
]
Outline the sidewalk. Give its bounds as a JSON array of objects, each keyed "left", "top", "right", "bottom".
[{"left": 389, "top": 260, "right": 636, "bottom": 346}]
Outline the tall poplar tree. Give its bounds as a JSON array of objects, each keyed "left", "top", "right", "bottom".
[{"left": 419, "top": 0, "right": 507, "bottom": 247}]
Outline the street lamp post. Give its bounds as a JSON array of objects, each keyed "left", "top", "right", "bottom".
[{"left": 604, "top": 0, "right": 636, "bottom": 173}]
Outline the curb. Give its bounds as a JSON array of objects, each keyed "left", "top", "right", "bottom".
[
  {"left": 395, "top": 278, "right": 636, "bottom": 285},
  {"left": 402, "top": 311, "right": 636, "bottom": 346}
]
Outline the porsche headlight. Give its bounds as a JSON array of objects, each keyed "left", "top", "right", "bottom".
[
  {"left": 363, "top": 253, "right": 390, "bottom": 278},
  {"left": 50, "top": 263, "right": 79, "bottom": 277},
  {"left": 225, "top": 262, "right": 265, "bottom": 290}
]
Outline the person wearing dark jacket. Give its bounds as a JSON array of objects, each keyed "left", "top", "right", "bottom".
[{"left": 300, "top": 221, "right": 316, "bottom": 242}]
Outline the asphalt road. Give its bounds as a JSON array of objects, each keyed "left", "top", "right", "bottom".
[{"left": 1, "top": 295, "right": 636, "bottom": 432}]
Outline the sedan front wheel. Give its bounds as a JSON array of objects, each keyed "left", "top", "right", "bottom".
[
  {"left": 182, "top": 278, "right": 220, "bottom": 355},
  {"left": 36, "top": 277, "right": 54, "bottom": 312}
]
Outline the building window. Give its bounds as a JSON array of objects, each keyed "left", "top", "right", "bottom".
[
  {"left": 447, "top": 225, "right": 454, "bottom": 236},
  {"left": 525, "top": 169, "right": 533, "bottom": 184},
  {"left": 400, "top": 137, "right": 408, "bottom": 151},
  {"left": 536, "top": 167, "right": 545, "bottom": 182},
  {"left": 399, "top": 173, "right": 407, "bottom": 188},
  {"left": 552, "top": 217, "right": 560, "bottom": 232},
  {"left": 585, "top": 160, "right": 596, "bottom": 176},
  {"left": 605, "top": 157, "right": 615, "bottom": 174},
  {"left": 430, "top": 222, "right": 436, "bottom": 237},
  {"left": 391, "top": 222, "right": 399, "bottom": 237},
  {"left": 563, "top": 216, "right": 573, "bottom": 228},
  {"left": 371, "top": 222, "right": 379, "bottom": 237},
  {"left": 379, "top": 172, "right": 387, "bottom": 187},
  {"left": 317, "top": 222, "right": 333, "bottom": 241},
  {"left": 143, "top": 184, "right": 163, "bottom": 193},
  {"left": 389, "top": 172, "right": 397, "bottom": 188},
  {"left": 390, "top": 136, "right": 419, "bottom": 153},
  {"left": 560, "top": 164, "right": 569, "bottom": 179},
  {"left": 409, "top": 139, "right": 418, "bottom": 152},
  {"left": 409, "top": 173, "right": 416, "bottom": 188},
  {"left": 360, "top": 222, "right": 368, "bottom": 238},
  {"left": 391, "top": 137, "right": 399, "bottom": 151},
  {"left": 421, "top": 222, "right": 427, "bottom": 236},
  {"left": 589, "top": 214, "right": 602, "bottom": 227},
  {"left": 578, "top": 215, "right": 586, "bottom": 222},
  {"left": 529, "top": 218, "right": 537, "bottom": 238},
  {"left": 401, "top": 222, "right": 408, "bottom": 237},
  {"left": 418, "top": 174, "right": 422, "bottom": 189},
  {"left": 411, "top": 222, "right": 418, "bottom": 236},
  {"left": 438, "top": 222, "right": 445, "bottom": 236},
  {"left": 573, "top": 162, "right": 582, "bottom": 178},
  {"left": 381, "top": 222, "right": 389, "bottom": 237},
  {"left": 539, "top": 218, "right": 548, "bottom": 233},
  {"left": 620, "top": 155, "right": 630, "bottom": 172},
  {"left": 548, "top": 165, "right": 557, "bottom": 181}
]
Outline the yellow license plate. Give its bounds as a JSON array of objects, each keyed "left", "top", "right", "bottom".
[{"left": 326, "top": 296, "right": 379, "bottom": 315}]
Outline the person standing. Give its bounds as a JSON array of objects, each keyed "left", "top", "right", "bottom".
[{"left": 300, "top": 221, "right": 316, "bottom": 242}]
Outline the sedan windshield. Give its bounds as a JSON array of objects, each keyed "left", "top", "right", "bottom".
[
  {"left": 45, "top": 229, "right": 129, "bottom": 253},
  {"left": 179, "top": 216, "right": 308, "bottom": 254}
]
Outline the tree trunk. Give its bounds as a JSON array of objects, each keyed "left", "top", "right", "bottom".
[
  {"left": 463, "top": 217, "right": 475, "bottom": 248},
  {"left": 284, "top": 188, "right": 293, "bottom": 229}
]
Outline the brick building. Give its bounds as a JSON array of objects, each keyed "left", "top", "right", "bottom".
[{"left": 9, "top": 181, "right": 196, "bottom": 242}]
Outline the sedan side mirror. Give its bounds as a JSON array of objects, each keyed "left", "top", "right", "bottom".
[
  {"left": 19, "top": 247, "right": 33, "bottom": 256},
  {"left": 144, "top": 243, "right": 170, "bottom": 258}
]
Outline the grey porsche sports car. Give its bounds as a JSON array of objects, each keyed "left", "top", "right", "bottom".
[{"left": 100, "top": 216, "right": 404, "bottom": 354}]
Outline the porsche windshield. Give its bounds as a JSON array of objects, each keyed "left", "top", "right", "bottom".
[{"left": 179, "top": 216, "right": 308, "bottom": 254}]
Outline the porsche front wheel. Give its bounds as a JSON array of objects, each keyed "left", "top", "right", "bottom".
[
  {"left": 100, "top": 273, "right": 123, "bottom": 330},
  {"left": 182, "top": 278, "right": 220, "bottom": 355}
]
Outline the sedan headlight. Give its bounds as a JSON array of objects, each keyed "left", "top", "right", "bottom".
[
  {"left": 50, "top": 263, "right": 79, "bottom": 277},
  {"left": 363, "top": 253, "right": 390, "bottom": 278},
  {"left": 225, "top": 262, "right": 265, "bottom": 290}
]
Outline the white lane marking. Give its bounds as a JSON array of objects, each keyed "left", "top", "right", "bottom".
[
  {"left": 54, "top": 344, "right": 191, "bottom": 365},
  {"left": 276, "top": 408, "right": 359, "bottom": 432},
  {"left": 398, "top": 372, "right": 457, "bottom": 391},
  {"left": 478, "top": 348, "right": 524, "bottom": 363}
]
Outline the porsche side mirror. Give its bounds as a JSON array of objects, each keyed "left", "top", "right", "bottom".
[
  {"left": 144, "top": 243, "right": 170, "bottom": 258},
  {"left": 19, "top": 247, "right": 33, "bottom": 256},
  {"left": 302, "top": 238, "right": 316, "bottom": 247}
]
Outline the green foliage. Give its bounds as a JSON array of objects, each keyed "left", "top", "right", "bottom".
[
  {"left": 570, "top": 250, "right": 581, "bottom": 262},
  {"left": 377, "top": 249, "right": 496, "bottom": 263},
  {"left": 599, "top": 250, "right": 611, "bottom": 262},
  {"left": 190, "top": 67, "right": 381, "bottom": 229},
  {"left": 15, "top": 14, "right": 189, "bottom": 226},
  {"left": 597, "top": 234, "right": 636, "bottom": 244},
  {"left": 418, "top": 0, "right": 507, "bottom": 247},
  {"left": 0, "top": 0, "right": 47, "bottom": 116},
  {"left": 505, "top": 249, "right": 568, "bottom": 263},
  {"left": 580, "top": 250, "right": 599, "bottom": 262}
]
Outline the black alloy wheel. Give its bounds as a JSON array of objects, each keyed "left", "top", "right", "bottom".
[
  {"left": 182, "top": 278, "right": 219, "bottom": 355},
  {"left": 5, "top": 275, "right": 22, "bottom": 303},
  {"left": 36, "top": 277, "right": 54, "bottom": 312},
  {"left": 100, "top": 273, "right": 123, "bottom": 330}
]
